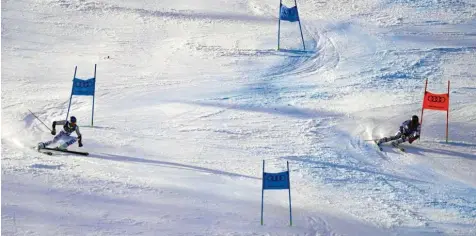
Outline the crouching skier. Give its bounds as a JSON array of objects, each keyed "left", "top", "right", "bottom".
[
  {"left": 377, "top": 115, "right": 421, "bottom": 148},
  {"left": 38, "top": 116, "right": 83, "bottom": 151}
]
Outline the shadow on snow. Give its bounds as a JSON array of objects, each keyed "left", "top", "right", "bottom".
[{"left": 88, "top": 152, "right": 259, "bottom": 180}]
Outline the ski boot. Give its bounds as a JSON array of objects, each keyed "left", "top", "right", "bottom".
[
  {"left": 57, "top": 143, "right": 68, "bottom": 150},
  {"left": 377, "top": 137, "right": 388, "bottom": 145},
  {"left": 37, "top": 142, "right": 45, "bottom": 151},
  {"left": 391, "top": 140, "right": 405, "bottom": 152}
]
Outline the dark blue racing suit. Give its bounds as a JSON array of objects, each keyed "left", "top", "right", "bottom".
[{"left": 378, "top": 120, "right": 421, "bottom": 145}]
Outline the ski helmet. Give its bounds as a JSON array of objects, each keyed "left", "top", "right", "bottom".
[
  {"left": 70, "top": 116, "right": 77, "bottom": 123},
  {"left": 411, "top": 115, "right": 419, "bottom": 124}
]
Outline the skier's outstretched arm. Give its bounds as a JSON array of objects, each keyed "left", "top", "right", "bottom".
[
  {"left": 51, "top": 120, "right": 67, "bottom": 135},
  {"left": 408, "top": 125, "right": 421, "bottom": 143},
  {"left": 76, "top": 127, "right": 83, "bottom": 147}
]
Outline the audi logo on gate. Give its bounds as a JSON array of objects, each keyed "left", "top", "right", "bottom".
[
  {"left": 266, "top": 175, "right": 285, "bottom": 182},
  {"left": 75, "top": 81, "right": 94, "bottom": 88},
  {"left": 427, "top": 95, "right": 446, "bottom": 103}
]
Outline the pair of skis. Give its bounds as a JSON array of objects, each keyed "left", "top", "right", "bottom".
[
  {"left": 28, "top": 110, "right": 89, "bottom": 156},
  {"left": 372, "top": 140, "right": 405, "bottom": 152},
  {"left": 38, "top": 147, "right": 89, "bottom": 156}
]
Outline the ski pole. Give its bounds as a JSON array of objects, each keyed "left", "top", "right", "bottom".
[{"left": 28, "top": 109, "right": 52, "bottom": 132}]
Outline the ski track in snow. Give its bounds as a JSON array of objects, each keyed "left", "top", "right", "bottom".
[{"left": 2, "top": 0, "right": 476, "bottom": 235}]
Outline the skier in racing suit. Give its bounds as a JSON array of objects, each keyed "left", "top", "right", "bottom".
[
  {"left": 377, "top": 115, "right": 421, "bottom": 147},
  {"left": 38, "top": 116, "right": 83, "bottom": 150}
]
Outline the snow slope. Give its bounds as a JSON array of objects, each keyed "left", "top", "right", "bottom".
[{"left": 2, "top": 0, "right": 475, "bottom": 235}]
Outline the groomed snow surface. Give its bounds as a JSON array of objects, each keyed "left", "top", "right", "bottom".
[{"left": 2, "top": 0, "right": 475, "bottom": 235}]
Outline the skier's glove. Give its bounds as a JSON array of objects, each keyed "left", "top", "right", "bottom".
[
  {"left": 78, "top": 140, "right": 83, "bottom": 147},
  {"left": 51, "top": 129, "right": 56, "bottom": 135},
  {"left": 408, "top": 135, "right": 420, "bottom": 144}
]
